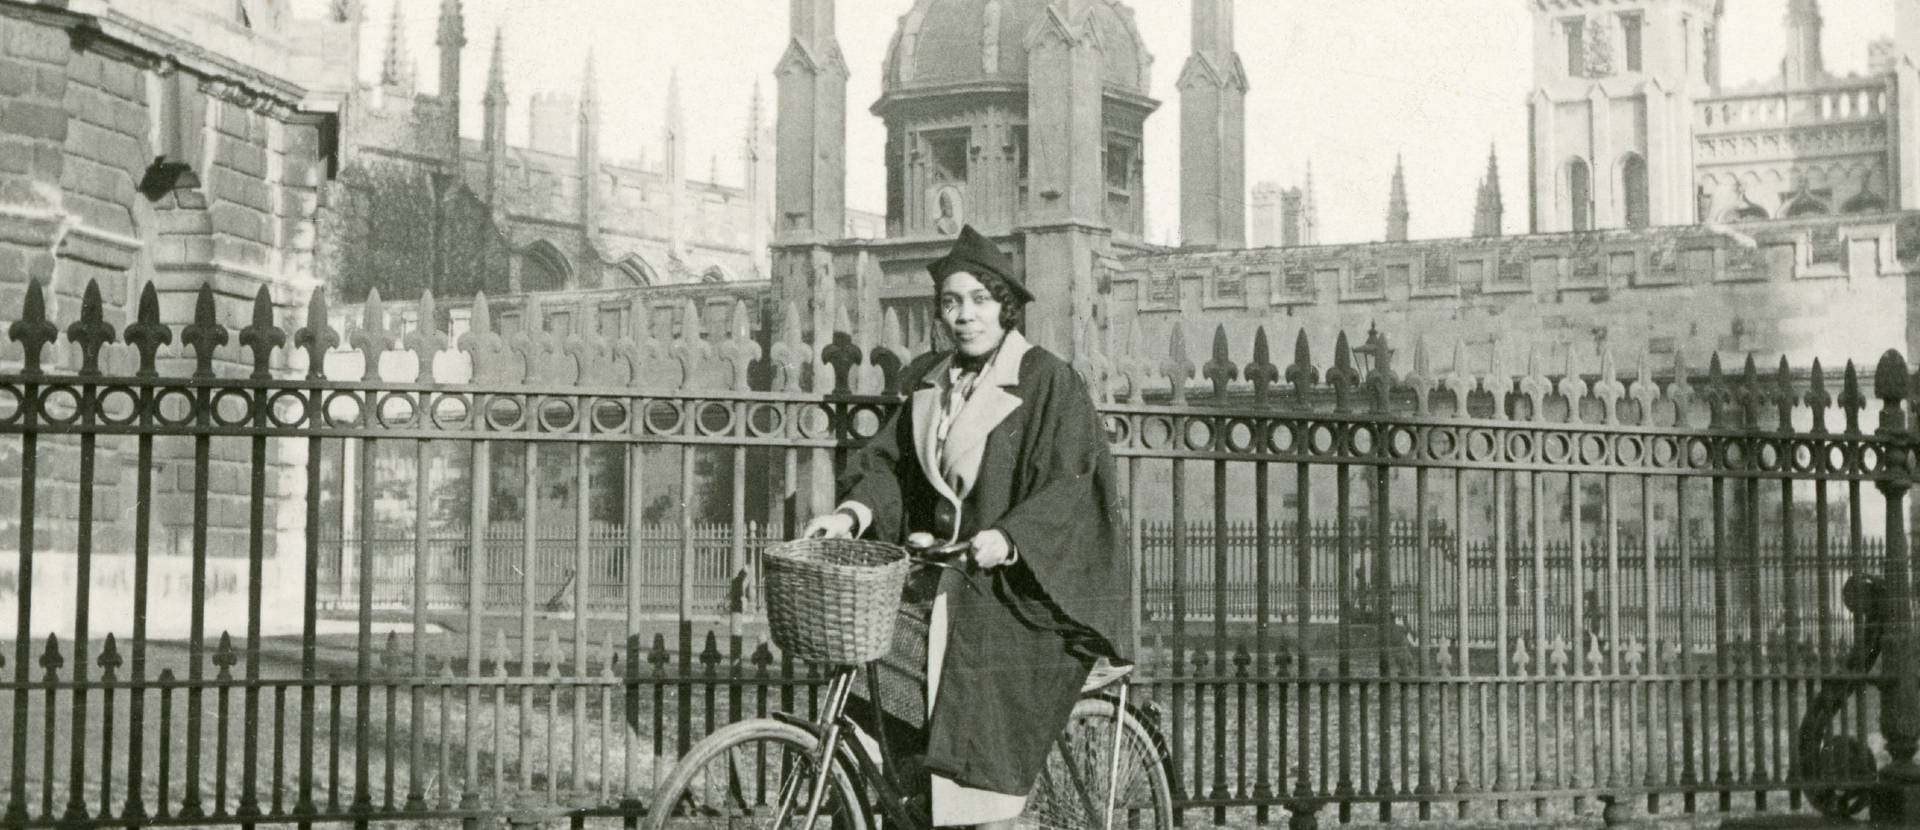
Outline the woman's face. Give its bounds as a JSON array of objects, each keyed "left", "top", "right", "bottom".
[{"left": 938, "top": 271, "right": 1006, "bottom": 358}]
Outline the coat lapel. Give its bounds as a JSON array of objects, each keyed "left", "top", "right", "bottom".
[
  {"left": 939, "top": 331, "right": 1031, "bottom": 499},
  {"left": 910, "top": 354, "right": 963, "bottom": 509}
]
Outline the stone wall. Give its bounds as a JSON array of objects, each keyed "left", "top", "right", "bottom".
[{"left": 1110, "top": 212, "right": 1920, "bottom": 374}]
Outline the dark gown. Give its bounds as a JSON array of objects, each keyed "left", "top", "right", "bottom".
[{"left": 836, "top": 334, "right": 1133, "bottom": 801}]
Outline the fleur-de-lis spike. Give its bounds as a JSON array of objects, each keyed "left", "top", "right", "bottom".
[
  {"left": 820, "top": 303, "right": 863, "bottom": 396},
  {"left": 67, "top": 279, "right": 118, "bottom": 377},
  {"left": 292, "top": 290, "right": 338, "bottom": 380},
  {"left": 1403, "top": 336, "right": 1431, "bottom": 415},
  {"left": 1444, "top": 340, "right": 1474, "bottom": 414},
  {"left": 1774, "top": 355, "right": 1795, "bottom": 431},
  {"left": 404, "top": 290, "right": 447, "bottom": 384},
  {"left": 349, "top": 287, "right": 392, "bottom": 382},
  {"left": 125, "top": 283, "right": 173, "bottom": 379},
  {"left": 871, "top": 306, "right": 907, "bottom": 395},
  {"left": 237, "top": 285, "right": 285, "bottom": 380},
  {"left": 726, "top": 300, "right": 763, "bottom": 392},
  {"left": 1840, "top": 360, "right": 1864, "bottom": 434},
  {"left": 1704, "top": 351, "right": 1731, "bottom": 428},
  {"left": 1517, "top": 345, "right": 1552, "bottom": 420},
  {"left": 1162, "top": 324, "right": 1195, "bottom": 405},
  {"left": 1628, "top": 351, "right": 1659, "bottom": 425},
  {"left": 1593, "top": 350, "right": 1626, "bottom": 425},
  {"left": 1739, "top": 353, "right": 1762, "bottom": 428},
  {"left": 1808, "top": 358, "right": 1830, "bottom": 433},
  {"left": 10, "top": 278, "right": 59, "bottom": 376},
  {"left": 1327, "top": 331, "right": 1359, "bottom": 413},
  {"left": 1874, "top": 349, "right": 1910, "bottom": 406},
  {"left": 181, "top": 282, "right": 230, "bottom": 379},
  {"left": 1246, "top": 327, "right": 1279, "bottom": 406},
  {"left": 1285, "top": 328, "right": 1318, "bottom": 409},
  {"left": 1202, "top": 324, "right": 1237, "bottom": 403},
  {"left": 1557, "top": 349, "right": 1588, "bottom": 424}
]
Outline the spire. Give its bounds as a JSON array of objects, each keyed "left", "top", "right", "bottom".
[
  {"left": 482, "top": 28, "right": 508, "bottom": 205},
  {"left": 380, "top": 1, "right": 414, "bottom": 91},
  {"left": 666, "top": 68, "right": 686, "bottom": 260},
  {"left": 1783, "top": 0, "right": 1825, "bottom": 86},
  {"left": 774, "top": 0, "right": 847, "bottom": 242},
  {"left": 745, "top": 81, "right": 767, "bottom": 278},
  {"left": 436, "top": 0, "right": 465, "bottom": 168},
  {"left": 1386, "top": 154, "right": 1409, "bottom": 242},
  {"left": 1178, "top": 0, "right": 1249, "bottom": 249},
  {"left": 1474, "top": 144, "right": 1503, "bottom": 237},
  {"left": 484, "top": 27, "right": 506, "bottom": 102},
  {"left": 1301, "top": 161, "right": 1318, "bottom": 245},
  {"left": 578, "top": 50, "right": 600, "bottom": 252},
  {"left": 436, "top": 0, "right": 463, "bottom": 49}
]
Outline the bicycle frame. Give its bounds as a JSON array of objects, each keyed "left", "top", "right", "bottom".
[{"left": 768, "top": 663, "right": 1141, "bottom": 830}]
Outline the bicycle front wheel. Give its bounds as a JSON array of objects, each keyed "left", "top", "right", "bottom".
[
  {"left": 1023, "top": 697, "right": 1174, "bottom": 830},
  {"left": 647, "top": 718, "right": 869, "bottom": 830}
]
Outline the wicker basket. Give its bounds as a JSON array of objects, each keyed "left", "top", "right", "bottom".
[{"left": 764, "top": 537, "right": 911, "bottom": 666}]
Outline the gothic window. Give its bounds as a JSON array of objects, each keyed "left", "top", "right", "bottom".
[
  {"left": 1012, "top": 126, "right": 1030, "bottom": 206},
  {"left": 1619, "top": 153, "right": 1649, "bottom": 229},
  {"left": 1563, "top": 18, "right": 1587, "bottom": 78},
  {"left": 1565, "top": 158, "right": 1593, "bottom": 231},
  {"left": 1782, "top": 191, "right": 1830, "bottom": 217},
  {"left": 1619, "top": 13, "right": 1643, "bottom": 72},
  {"left": 521, "top": 241, "right": 571, "bottom": 291}
]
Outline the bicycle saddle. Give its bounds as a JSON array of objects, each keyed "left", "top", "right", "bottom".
[{"left": 1081, "top": 658, "right": 1133, "bottom": 693}]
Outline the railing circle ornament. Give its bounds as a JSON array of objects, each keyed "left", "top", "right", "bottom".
[
  {"left": 1423, "top": 427, "right": 1456, "bottom": 461},
  {"left": 267, "top": 389, "right": 308, "bottom": 428},
  {"left": 1686, "top": 438, "right": 1712, "bottom": 469},
  {"left": 0, "top": 386, "right": 19, "bottom": 425},
  {"left": 1183, "top": 418, "right": 1214, "bottom": 452},
  {"left": 1758, "top": 441, "right": 1782, "bottom": 472},
  {"left": 1308, "top": 424, "right": 1335, "bottom": 456},
  {"left": 155, "top": 388, "right": 199, "bottom": 428},
  {"left": 794, "top": 402, "right": 831, "bottom": 440},
  {"left": 1723, "top": 440, "right": 1746, "bottom": 470},
  {"left": 212, "top": 388, "right": 256, "bottom": 428},
  {"left": 39, "top": 384, "right": 83, "bottom": 427},
  {"left": 97, "top": 386, "right": 141, "bottom": 427},
  {"left": 1791, "top": 442, "right": 1815, "bottom": 474},
  {"left": 1505, "top": 432, "right": 1534, "bottom": 463},
  {"left": 697, "top": 401, "right": 737, "bottom": 437},
  {"left": 1140, "top": 416, "right": 1175, "bottom": 452},
  {"left": 1827, "top": 444, "right": 1848, "bottom": 475},
  {"left": 1862, "top": 445, "right": 1881, "bottom": 474},
  {"left": 1465, "top": 429, "right": 1497, "bottom": 462},
  {"left": 1541, "top": 432, "right": 1572, "bottom": 465},
  {"left": 1103, "top": 414, "right": 1131, "bottom": 447},
  {"left": 538, "top": 396, "right": 580, "bottom": 433},
  {"left": 1616, "top": 435, "right": 1645, "bottom": 466},
  {"left": 643, "top": 400, "right": 685, "bottom": 436},
  {"left": 1349, "top": 425, "right": 1374, "bottom": 456},
  {"left": 591, "top": 399, "right": 629, "bottom": 434},
  {"left": 1267, "top": 422, "right": 1295, "bottom": 454},
  {"left": 375, "top": 392, "right": 420, "bottom": 429},
  {"left": 1579, "top": 434, "right": 1610, "bottom": 466},
  {"left": 845, "top": 404, "right": 885, "bottom": 441},
  {"left": 483, "top": 396, "right": 526, "bottom": 432},
  {"left": 433, "top": 395, "right": 475, "bottom": 430},
  {"left": 1225, "top": 419, "right": 1254, "bottom": 454},
  {"left": 1386, "top": 426, "right": 1415, "bottom": 459},
  {"left": 746, "top": 403, "right": 785, "bottom": 439}
]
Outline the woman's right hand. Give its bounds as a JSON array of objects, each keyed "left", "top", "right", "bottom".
[{"left": 800, "top": 511, "right": 857, "bottom": 539}]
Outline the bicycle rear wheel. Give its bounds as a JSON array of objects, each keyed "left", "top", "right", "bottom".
[
  {"left": 647, "top": 718, "right": 869, "bottom": 830},
  {"left": 1022, "top": 697, "right": 1174, "bottom": 830}
]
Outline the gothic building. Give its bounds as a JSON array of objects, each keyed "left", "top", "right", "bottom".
[
  {"left": 324, "top": 0, "right": 883, "bottom": 344},
  {"left": 1529, "top": 0, "right": 1910, "bottom": 232}
]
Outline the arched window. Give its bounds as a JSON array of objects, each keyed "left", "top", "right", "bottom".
[
  {"left": 614, "top": 254, "right": 656, "bottom": 286},
  {"left": 1565, "top": 158, "right": 1593, "bottom": 231},
  {"left": 521, "top": 241, "right": 571, "bottom": 291},
  {"left": 1618, "top": 153, "right": 1649, "bottom": 229},
  {"left": 1782, "top": 192, "right": 1829, "bottom": 218}
]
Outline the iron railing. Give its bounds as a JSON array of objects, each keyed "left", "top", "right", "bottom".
[{"left": 0, "top": 281, "right": 1912, "bottom": 827}]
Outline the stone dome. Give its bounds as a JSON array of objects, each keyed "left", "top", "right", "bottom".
[{"left": 882, "top": 0, "right": 1151, "bottom": 96}]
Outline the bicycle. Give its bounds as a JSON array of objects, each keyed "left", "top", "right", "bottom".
[{"left": 646, "top": 537, "right": 1175, "bottom": 830}]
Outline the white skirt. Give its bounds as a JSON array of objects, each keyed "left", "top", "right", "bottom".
[{"left": 925, "top": 591, "right": 1029, "bottom": 826}]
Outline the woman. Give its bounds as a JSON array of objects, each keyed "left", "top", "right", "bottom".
[{"left": 801, "top": 226, "right": 1132, "bottom": 829}]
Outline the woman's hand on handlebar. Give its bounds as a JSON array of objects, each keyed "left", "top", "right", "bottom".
[
  {"left": 906, "top": 530, "right": 1014, "bottom": 569},
  {"left": 968, "top": 529, "right": 1015, "bottom": 569},
  {"left": 800, "top": 511, "right": 856, "bottom": 539}
]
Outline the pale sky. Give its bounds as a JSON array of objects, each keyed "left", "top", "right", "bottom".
[{"left": 304, "top": 0, "right": 1894, "bottom": 245}]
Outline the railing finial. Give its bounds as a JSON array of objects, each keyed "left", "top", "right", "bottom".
[
  {"left": 9, "top": 277, "right": 59, "bottom": 376},
  {"left": 238, "top": 284, "right": 286, "bottom": 381},
  {"left": 181, "top": 282, "right": 231, "bottom": 379},
  {"left": 1873, "top": 349, "right": 1909, "bottom": 405},
  {"left": 293, "top": 289, "right": 337, "bottom": 381},
  {"left": 1246, "top": 326, "right": 1278, "bottom": 406},
  {"left": 67, "top": 279, "right": 118, "bottom": 377}
]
